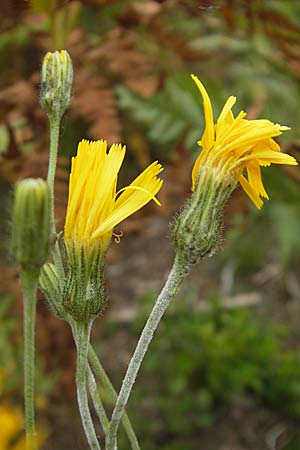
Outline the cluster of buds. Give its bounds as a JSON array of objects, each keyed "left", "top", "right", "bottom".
[{"left": 40, "top": 247, "right": 106, "bottom": 323}]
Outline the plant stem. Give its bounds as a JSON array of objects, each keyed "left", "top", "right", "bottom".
[
  {"left": 74, "top": 322, "right": 101, "bottom": 450},
  {"left": 47, "top": 114, "right": 60, "bottom": 211},
  {"left": 46, "top": 113, "right": 64, "bottom": 280},
  {"left": 87, "top": 366, "right": 109, "bottom": 433},
  {"left": 20, "top": 269, "right": 39, "bottom": 450},
  {"left": 106, "top": 257, "right": 185, "bottom": 450},
  {"left": 88, "top": 345, "right": 141, "bottom": 450}
]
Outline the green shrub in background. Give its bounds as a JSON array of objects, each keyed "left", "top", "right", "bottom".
[
  {"left": 222, "top": 166, "right": 300, "bottom": 275},
  {"left": 0, "top": 294, "right": 54, "bottom": 399},
  {"left": 116, "top": 293, "right": 300, "bottom": 450}
]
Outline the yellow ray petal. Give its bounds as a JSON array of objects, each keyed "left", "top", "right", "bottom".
[
  {"left": 191, "top": 74, "right": 215, "bottom": 150},
  {"left": 245, "top": 161, "right": 269, "bottom": 199},
  {"left": 85, "top": 143, "right": 126, "bottom": 234},
  {"left": 91, "top": 162, "right": 163, "bottom": 239},
  {"left": 115, "top": 161, "right": 163, "bottom": 206},
  {"left": 216, "top": 95, "right": 236, "bottom": 136},
  {"left": 65, "top": 140, "right": 107, "bottom": 240},
  {"left": 239, "top": 174, "right": 264, "bottom": 209},
  {"left": 191, "top": 153, "right": 202, "bottom": 190},
  {"left": 223, "top": 123, "right": 283, "bottom": 153},
  {"left": 241, "top": 151, "right": 298, "bottom": 166}
]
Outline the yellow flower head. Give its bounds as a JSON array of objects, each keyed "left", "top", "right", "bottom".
[
  {"left": 64, "top": 139, "right": 163, "bottom": 254},
  {"left": 0, "top": 403, "right": 45, "bottom": 450},
  {"left": 191, "top": 75, "right": 298, "bottom": 208}
]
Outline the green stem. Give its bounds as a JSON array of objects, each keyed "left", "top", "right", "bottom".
[
  {"left": 20, "top": 269, "right": 39, "bottom": 450},
  {"left": 87, "top": 365, "right": 109, "bottom": 433},
  {"left": 73, "top": 322, "right": 101, "bottom": 450},
  {"left": 88, "top": 346, "right": 141, "bottom": 450},
  {"left": 106, "top": 257, "right": 185, "bottom": 450},
  {"left": 47, "top": 114, "right": 60, "bottom": 212},
  {"left": 46, "top": 113, "right": 64, "bottom": 280}
]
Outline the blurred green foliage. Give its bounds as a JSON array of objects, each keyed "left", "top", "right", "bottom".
[
  {"left": 116, "top": 76, "right": 202, "bottom": 153},
  {"left": 222, "top": 167, "right": 300, "bottom": 273},
  {"left": 116, "top": 69, "right": 300, "bottom": 154},
  {"left": 0, "top": 295, "right": 54, "bottom": 399},
  {"left": 119, "top": 292, "right": 300, "bottom": 450}
]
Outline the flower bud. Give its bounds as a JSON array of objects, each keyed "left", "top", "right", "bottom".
[
  {"left": 62, "top": 245, "right": 107, "bottom": 323},
  {"left": 11, "top": 178, "right": 51, "bottom": 270},
  {"left": 40, "top": 263, "right": 65, "bottom": 319},
  {"left": 40, "top": 50, "right": 73, "bottom": 119},
  {"left": 172, "top": 167, "right": 236, "bottom": 270}
]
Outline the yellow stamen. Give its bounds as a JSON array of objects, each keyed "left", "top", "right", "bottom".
[
  {"left": 113, "top": 231, "right": 123, "bottom": 244},
  {"left": 116, "top": 185, "right": 161, "bottom": 206}
]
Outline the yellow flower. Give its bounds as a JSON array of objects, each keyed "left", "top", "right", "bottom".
[
  {"left": 64, "top": 139, "right": 163, "bottom": 253},
  {"left": 0, "top": 404, "right": 23, "bottom": 449},
  {"left": 0, "top": 404, "right": 46, "bottom": 450},
  {"left": 191, "top": 74, "right": 298, "bottom": 209}
]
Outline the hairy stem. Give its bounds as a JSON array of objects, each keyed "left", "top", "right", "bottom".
[
  {"left": 46, "top": 114, "right": 64, "bottom": 279},
  {"left": 88, "top": 366, "right": 109, "bottom": 433},
  {"left": 88, "top": 345, "right": 140, "bottom": 450},
  {"left": 74, "top": 322, "right": 101, "bottom": 450},
  {"left": 47, "top": 114, "right": 60, "bottom": 213},
  {"left": 20, "top": 269, "right": 39, "bottom": 450},
  {"left": 106, "top": 257, "right": 185, "bottom": 450}
]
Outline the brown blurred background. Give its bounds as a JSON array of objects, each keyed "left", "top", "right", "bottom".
[{"left": 1, "top": 1, "right": 300, "bottom": 449}]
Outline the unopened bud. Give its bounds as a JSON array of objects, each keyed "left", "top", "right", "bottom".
[
  {"left": 40, "top": 50, "right": 73, "bottom": 118},
  {"left": 40, "top": 263, "right": 65, "bottom": 319},
  {"left": 11, "top": 178, "right": 51, "bottom": 270},
  {"left": 172, "top": 167, "right": 236, "bottom": 269}
]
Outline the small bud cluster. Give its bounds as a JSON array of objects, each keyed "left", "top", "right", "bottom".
[
  {"left": 40, "top": 243, "right": 107, "bottom": 323},
  {"left": 40, "top": 50, "right": 73, "bottom": 119},
  {"left": 11, "top": 178, "right": 51, "bottom": 270},
  {"left": 172, "top": 167, "right": 236, "bottom": 270}
]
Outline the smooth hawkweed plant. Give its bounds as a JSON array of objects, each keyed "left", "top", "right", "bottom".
[
  {"left": 106, "top": 76, "right": 298, "bottom": 450},
  {"left": 13, "top": 47, "right": 298, "bottom": 450}
]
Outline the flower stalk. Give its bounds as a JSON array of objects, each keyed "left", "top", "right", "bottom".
[
  {"left": 88, "top": 345, "right": 141, "bottom": 450},
  {"left": 87, "top": 366, "right": 110, "bottom": 433},
  {"left": 11, "top": 177, "right": 51, "bottom": 450},
  {"left": 106, "top": 257, "right": 185, "bottom": 450},
  {"left": 20, "top": 269, "right": 39, "bottom": 450},
  {"left": 73, "top": 322, "right": 101, "bottom": 450},
  {"left": 41, "top": 49, "right": 73, "bottom": 280},
  {"left": 46, "top": 104, "right": 66, "bottom": 285},
  {"left": 47, "top": 114, "right": 60, "bottom": 227}
]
